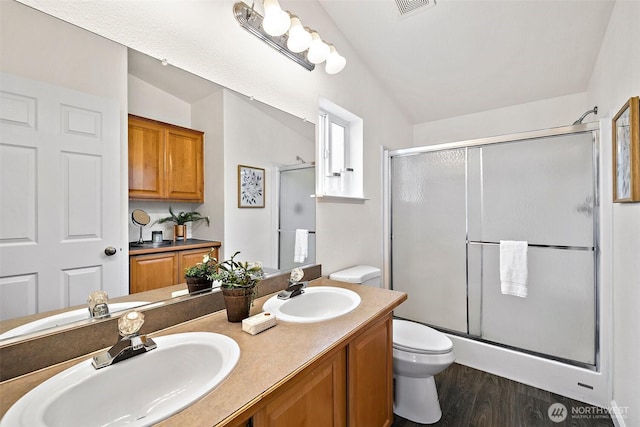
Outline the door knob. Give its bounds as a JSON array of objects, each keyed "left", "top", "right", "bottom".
[{"left": 104, "top": 246, "right": 117, "bottom": 256}]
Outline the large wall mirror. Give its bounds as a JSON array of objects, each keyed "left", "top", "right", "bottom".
[{"left": 0, "top": 1, "right": 316, "bottom": 343}]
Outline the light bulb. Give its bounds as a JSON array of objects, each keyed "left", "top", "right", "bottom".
[
  {"left": 262, "top": 0, "right": 291, "bottom": 36},
  {"left": 325, "top": 45, "right": 346, "bottom": 74},
  {"left": 263, "top": 0, "right": 281, "bottom": 14},
  {"left": 307, "top": 31, "right": 330, "bottom": 64},
  {"left": 287, "top": 17, "right": 312, "bottom": 53}
]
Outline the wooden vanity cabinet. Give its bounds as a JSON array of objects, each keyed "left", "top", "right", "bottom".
[
  {"left": 177, "top": 247, "right": 214, "bottom": 274},
  {"left": 129, "top": 252, "right": 178, "bottom": 294},
  {"left": 128, "top": 115, "right": 204, "bottom": 202},
  {"left": 242, "top": 314, "right": 393, "bottom": 427},
  {"left": 253, "top": 348, "right": 347, "bottom": 427},
  {"left": 348, "top": 315, "right": 394, "bottom": 427},
  {"left": 129, "top": 247, "right": 216, "bottom": 294}
]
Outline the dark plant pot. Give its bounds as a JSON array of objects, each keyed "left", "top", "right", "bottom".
[
  {"left": 185, "top": 276, "right": 213, "bottom": 295},
  {"left": 222, "top": 286, "right": 255, "bottom": 322}
]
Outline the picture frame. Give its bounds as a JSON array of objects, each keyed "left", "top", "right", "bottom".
[
  {"left": 238, "top": 165, "right": 265, "bottom": 208},
  {"left": 613, "top": 96, "right": 640, "bottom": 202}
]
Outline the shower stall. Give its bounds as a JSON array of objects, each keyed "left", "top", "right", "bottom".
[
  {"left": 385, "top": 123, "right": 600, "bottom": 369},
  {"left": 276, "top": 164, "right": 316, "bottom": 271}
]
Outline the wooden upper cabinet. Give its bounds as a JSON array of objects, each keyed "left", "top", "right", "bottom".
[
  {"left": 128, "top": 115, "right": 204, "bottom": 202},
  {"left": 166, "top": 127, "right": 204, "bottom": 201},
  {"left": 128, "top": 117, "right": 165, "bottom": 199}
]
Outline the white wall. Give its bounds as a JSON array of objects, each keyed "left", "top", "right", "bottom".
[
  {"left": 222, "top": 90, "right": 315, "bottom": 265},
  {"left": 587, "top": 1, "right": 640, "bottom": 425},
  {"left": 0, "top": 2, "right": 126, "bottom": 100},
  {"left": 17, "top": 0, "right": 414, "bottom": 277},
  {"left": 191, "top": 90, "right": 226, "bottom": 247},
  {"left": 413, "top": 92, "right": 589, "bottom": 146},
  {"left": 128, "top": 75, "right": 191, "bottom": 127}
]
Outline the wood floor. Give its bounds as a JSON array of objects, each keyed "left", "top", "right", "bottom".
[{"left": 391, "top": 363, "right": 615, "bottom": 427}]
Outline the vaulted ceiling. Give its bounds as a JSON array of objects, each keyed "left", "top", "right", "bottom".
[{"left": 314, "top": 0, "right": 615, "bottom": 124}]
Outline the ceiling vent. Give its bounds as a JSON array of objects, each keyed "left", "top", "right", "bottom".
[{"left": 395, "top": 0, "right": 436, "bottom": 16}]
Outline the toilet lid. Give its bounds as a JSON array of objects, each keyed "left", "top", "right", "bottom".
[{"left": 393, "top": 319, "right": 453, "bottom": 354}]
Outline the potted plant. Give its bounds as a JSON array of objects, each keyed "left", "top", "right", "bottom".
[
  {"left": 154, "top": 206, "right": 210, "bottom": 241},
  {"left": 209, "top": 251, "right": 264, "bottom": 322},
  {"left": 183, "top": 248, "right": 218, "bottom": 294}
]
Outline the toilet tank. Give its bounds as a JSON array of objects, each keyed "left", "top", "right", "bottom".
[{"left": 329, "top": 265, "right": 381, "bottom": 287}]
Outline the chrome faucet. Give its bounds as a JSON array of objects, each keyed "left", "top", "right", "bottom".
[
  {"left": 87, "top": 290, "right": 110, "bottom": 319},
  {"left": 277, "top": 267, "right": 307, "bottom": 300},
  {"left": 277, "top": 280, "right": 308, "bottom": 300},
  {"left": 92, "top": 310, "right": 156, "bottom": 369}
]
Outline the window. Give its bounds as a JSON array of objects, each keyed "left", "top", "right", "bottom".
[
  {"left": 321, "top": 111, "right": 350, "bottom": 177},
  {"left": 317, "top": 99, "right": 364, "bottom": 199}
]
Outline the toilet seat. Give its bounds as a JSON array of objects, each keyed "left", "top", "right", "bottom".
[{"left": 393, "top": 319, "right": 453, "bottom": 355}]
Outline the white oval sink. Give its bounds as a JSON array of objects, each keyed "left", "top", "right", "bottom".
[
  {"left": 263, "top": 286, "right": 361, "bottom": 323},
  {"left": 0, "top": 302, "right": 150, "bottom": 340},
  {"left": 1, "top": 332, "right": 240, "bottom": 427}
]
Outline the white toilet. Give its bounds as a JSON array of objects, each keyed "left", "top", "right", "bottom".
[{"left": 329, "top": 266, "right": 456, "bottom": 425}]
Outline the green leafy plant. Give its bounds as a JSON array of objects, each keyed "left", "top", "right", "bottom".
[
  {"left": 208, "top": 251, "right": 264, "bottom": 289},
  {"left": 154, "top": 206, "right": 210, "bottom": 226},
  {"left": 184, "top": 248, "right": 218, "bottom": 278},
  {"left": 209, "top": 251, "right": 264, "bottom": 309}
]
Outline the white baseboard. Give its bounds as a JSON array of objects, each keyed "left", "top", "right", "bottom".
[{"left": 610, "top": 400, "right": 626, "bottom": 427}]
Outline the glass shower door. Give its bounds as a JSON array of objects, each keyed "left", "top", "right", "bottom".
[
  {"left": 391, "top": 149, "right": 468, "bottom": 333},
  {"left": 467, "top": 132, "right": 597, "bottom": 365},
  {"left": 278, "top": 165, "right": 316, "bottom": 271},
  {"left": 390, "top": 128, "right": 598, "bottom": 367}
]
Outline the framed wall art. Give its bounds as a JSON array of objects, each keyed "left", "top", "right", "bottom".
[
  {"left": 238, "top": 165, "right": 265, "bottom": 208},
  {"left": 612, "top": 96, "right": 640, "bottom": 202}
]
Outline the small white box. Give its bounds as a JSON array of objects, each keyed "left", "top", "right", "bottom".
[{"left": 242, "top": 311, "right": 277, "bottom": 335}]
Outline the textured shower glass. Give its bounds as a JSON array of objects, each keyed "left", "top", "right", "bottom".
[
  {"left": 390, "top": 129, "right": 597, "bottom": 366},
  {"left": 473, "top": 245, "right": 595, "bottom": 365},
  {"left": 468, "top": 133, "right": 595, "bottom": 247},
  {"left": 391, "top": 149, "right": 467, "bottom": 333},
  {"left": 278, "top": 167, "right": 316, "bottom": 270}
]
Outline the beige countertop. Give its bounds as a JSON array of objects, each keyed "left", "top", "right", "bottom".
[{"left": 0, "top": 278, "right": 407, "bottom": 425}]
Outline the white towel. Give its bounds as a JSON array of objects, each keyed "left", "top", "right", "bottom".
[
  {"left": 294, "top": 229, "right": 308, "bottom": 263},
  {"left": 499, "top": 240, "right": 528, "bottom": 297}
]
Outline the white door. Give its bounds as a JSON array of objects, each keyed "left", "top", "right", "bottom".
[{"left": 0, "top": 73, "right": 121, "bottom": 320}]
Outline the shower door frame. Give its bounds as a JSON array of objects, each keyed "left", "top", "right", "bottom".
[
  {"left": 274, "top": 163, "right": 317, "bottom": 270},
  {"left": 383, "top": 122, "right": 601, "bottom": 370}
]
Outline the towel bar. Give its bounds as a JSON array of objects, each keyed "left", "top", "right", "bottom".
[{"left": 467, "top": 240, "right": 594, "bottom": 252}]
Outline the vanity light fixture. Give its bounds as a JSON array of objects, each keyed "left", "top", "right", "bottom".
[
  {"left": 262, "top": 0, "right": 291, "bottom": 36},
  {"left": 233, "top": 1, "right": 346, "bottom": 74},
  {"left": 287, "top": 16, "right": 312, "bottom": 53},
  {"left": 325, "top": 45, "right": 347, "bottom": 75}
]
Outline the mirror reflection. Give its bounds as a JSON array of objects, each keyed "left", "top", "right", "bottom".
[{"left": 0, "top": 2, "right": 316, "bottom": 342}]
